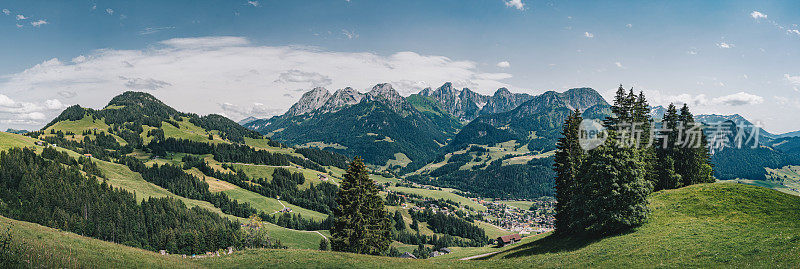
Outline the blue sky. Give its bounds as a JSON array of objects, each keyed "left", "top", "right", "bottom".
[{"left": 1, "top": 0, "right": 800, "bottom": 133}]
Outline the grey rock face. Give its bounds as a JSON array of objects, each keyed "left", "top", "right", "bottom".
[{"left": 285, "top": 87, "right": 331, "bottom": 116}]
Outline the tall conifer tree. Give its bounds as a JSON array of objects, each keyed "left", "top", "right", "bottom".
[
  {"left": 554, "top": 109, "right": 584, "bottom": 234},
  {"left": 330, "top": 157, "right": 391, "bottom": 255},
  {"left": 675, "top": 104, "right": 714, "bottom": 186}
]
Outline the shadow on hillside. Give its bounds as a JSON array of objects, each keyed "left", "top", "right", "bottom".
[{"left": 477, "top": 230, "right": 634, "bottom": 260}]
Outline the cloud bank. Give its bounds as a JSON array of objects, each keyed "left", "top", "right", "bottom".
[{"left": 0, "top": 36, "right": 514, "bottom": 128}]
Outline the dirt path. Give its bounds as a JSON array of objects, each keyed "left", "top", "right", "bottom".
[{"left": 459, "top": 251, "right": 499, "bottom": 260}]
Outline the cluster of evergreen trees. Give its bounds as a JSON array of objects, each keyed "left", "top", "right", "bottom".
[
  {"left": 181, "top": 155, "right": 339, "bottom": 216},
  {"left": 118, "top": 156, "right": 258, "bottom": 219},
  {"left": 408, "top": 209, "right": 488, "bottom": 244},
  {"left": 554, "top": 86, "right": 714, "bottom": 236},
  {"left": 147, "top": 138, "right": 326, "bottom": 172},
  {"left": 0, "top": 148, "right": 280, "bottom": 254}
]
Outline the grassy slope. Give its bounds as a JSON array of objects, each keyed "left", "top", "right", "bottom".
[
  {"left": 42, "top": 115, "right": 126, "bottom": 144},
  {"left": 480, "top": 183, "right": 800, "bottom": 267},
  {"left": 221, "top": 187, "right": 328, "bottom": 221},
  {"left": 387, "top": 186, "right": 487, "bottom": 211},
  {"left": 2, "top": 183, "right": 798, "bottom": 267},
  {"left": 0, "top": 216, "right": 194, "bottom": 269},
  {"left": 0, "top": 132, "right": 326, "bottom": 250}
]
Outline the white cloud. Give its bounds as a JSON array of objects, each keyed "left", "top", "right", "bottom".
[
  {"left": 496, "top": 61, "right": 510, "bottom": 68},
  {"left": 247, "top": 1, "right": 260, "bottom": 7},
  {"left": 504, "top": 0, "right": 525, "bottom": 10},
  {"left": 711, "top": 92, "right": 764, "bottom": 106},
  {"left": 30, "top": 19, "right": 47, "bottom": 27},
  {"left": 626, "top": 23, "right": 632, "bottom": 28},
  {"left": 44, "top": 99, "right": 64, "bottom": 110},
  {"left": 786, "top": 74, "right": 800, "bottom": 85},
  {"left": 159, "top": 36, "right": 249, "bottom": 48},
  {"left": 92, "top": 4, "right": 97, "bottom": 10},
  {"left": 15, "top": 24, "right": 22, "bottom": 28},
  {"left": 0, "top": 94, "right": 63, "bottom": 125},
  {"left": 274, "top": 70, "right": 332, "bottom": 86},
  {"left": 750, "top": 11, "right": 768, "bottom": 19},
  {"left": 105, "top": 8, "right": 114, "bottom": 15},
  {"left": 2, "top": 9, "right": 9, "bottom": 15},
  {"left": 584, "top": 32, "right": 594, "bottom": 38},
  {"left": 0, "top": 36, "right": 516, "bottom": 126},
  {"left": 788, "top": 29, "right": 800, "bottom": 36},
  {"left": 687, "top": 50, "right": 698, "bottom": 55},
  {"left": 16, "top": 14, "right": 26, "bottom": 20},
  {"left": 716, "top": 42, "right": 734, "bottom": 49},
  {"left": 614, "top": 62, "right": 624, "bottom": 68}
]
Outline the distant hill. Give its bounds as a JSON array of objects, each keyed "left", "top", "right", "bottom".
[{"left": 4, "top": 128, "right": 28, "bottom": 134}]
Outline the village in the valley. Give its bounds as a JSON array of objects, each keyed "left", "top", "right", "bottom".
[{"left": 385, "top": 181, "right": 556, "bottom": 239}]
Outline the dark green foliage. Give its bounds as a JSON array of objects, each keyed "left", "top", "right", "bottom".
[
  {"left": 711, "top": 147, "right": 800, "bottom": 180},
  {"left": 331, "top": 157, "right": 391, "bottom": 255},
  {"left": 181, "top": 155, "right": 338, "bottom": 216},
  {"left": 119, "top": 156, "right": 257, "bottom": 218},
  {"left": 655, "top": 103, "right": 714, "bottom": 189},
  {"left": 575, "top": 140, "right": 652, "bottom": 235},
  {"left": 147, "top": 138, "right": 326, "bottom": 172},
  {"left": 0, "top": 148, "right": 277, "bottom": 255},
  {"left": 319, "top": 238, "right": 330, "bottom": 251},
  {"left": 408, "top": 210, "right": 487, "bottom": 244},
  {"left": 411, "top": 218, "right": 419, "bottom": 231},
  {"left": 408, "top": 162, "right": 555, "bottom": 199},
  {"left": 553, "top": 109, "right": 584, "bottom": 234},
  {"left": 392, "top": 230, "right": 480, "bottom": 248},
  {"left": 247, "top": 101, "right": 451, "bottom": 165},
  {"left": 295, "top": 147, "right": 350, "bottom": 169},
  {"left": 188, "top": 114, "right": 261, "bottom": 143},
  {"left": 558, "top": 87, "right": 660, "bottom": 236},
  {"left": 259, "top": 213, "right": 332, "bottom": 231},
  {"left": 393, "top": 211, "right": 406, "bottom": 231},
  {"left": 655, "top": 104, "right": 683, "bottom": 190}
]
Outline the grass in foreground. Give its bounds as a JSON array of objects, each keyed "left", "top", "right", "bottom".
[{"left": 480, "top": 183, "right": 800, "bottom": 267}]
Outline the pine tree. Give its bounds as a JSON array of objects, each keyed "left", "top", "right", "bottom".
[
  {"left": 654, "top": 103, "right": 682, "bottom": 191},
  {"left": 572, "top": 86, "right": 653, "bottom": 235},
  {"left": 330, "top": 157, "right": 391, "bottom": 255},
  {"left": 393, "top": 210, "right": 406, "bottom": 231},
  {"left": 411, "top": 218, "right": 419, "bottom": 231},
  {"left": 674, "top": 104, "right": 714, "bottom": 186},
  {"left": 576, "top": 138, "right": 653, "bottom": 235},
  {"left": 553, "top": 109, "right": 584, "bottom": 234},
  {"left": 605, "top": 85, "right": 630, "bottom": 129}
]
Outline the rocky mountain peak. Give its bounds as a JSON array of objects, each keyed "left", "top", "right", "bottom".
[
  {"left": 559, "top": 87, "right": 608, "bottom": 111},
  {"left": 285, "top": 87, "right": 332, "bottom": 116},
  {"left": 479, "top": 87, "right": 533, "bottom": 115},
  {"left": 319, "top": 87, "right": 365, "bottom": 113},
  {"left": 419, "top": 87, "right": 433, "bottom": 96},
  {"left": 365, "top": 83, "right": 407, "bottom": 113}
]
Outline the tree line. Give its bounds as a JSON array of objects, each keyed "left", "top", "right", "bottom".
[{"left": 554, "top": 86, "right": 713, "bottom": 236}]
